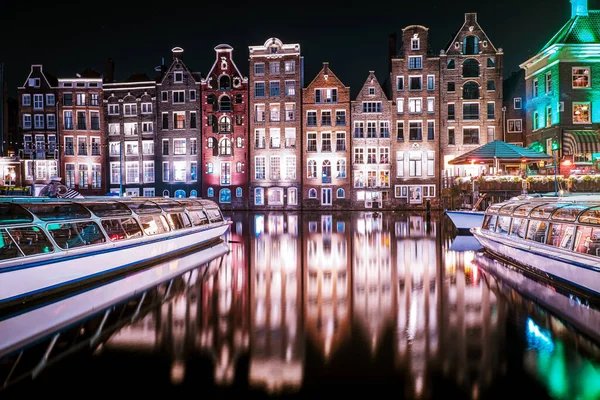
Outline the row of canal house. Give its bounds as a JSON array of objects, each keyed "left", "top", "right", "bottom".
[{"left": 17, "top": 12, "right": 507, "bottom": 210}]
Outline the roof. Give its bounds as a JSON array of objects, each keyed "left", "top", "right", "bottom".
[
  {"left": 540, "top": 10, "right": 600, "bottom": 52},
  {"left": 449, "top": 140, "right": 553, "bottom": 164}
]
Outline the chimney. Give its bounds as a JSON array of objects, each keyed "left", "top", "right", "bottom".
[
  {"left": 104, "top": 58, "right": 115, "bottom": 83},
  {"left": 571, "top": 0, "right": 588, "bottom": 18},
  {"left": 172, "top": 47, "right": 184, "bottom": 60},
  {"left": 388, "top": 32, "right": 397, "bottom": 73},
  {"left": 323, "top": 62, "right": 329, "bottom": 75},
  {"left": 465, "top": 12, "right": 477, "bottom": 25}
]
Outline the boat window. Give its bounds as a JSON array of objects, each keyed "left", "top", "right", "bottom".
[
  {"left": 101, "top": 218, "right": 144, "bottom": 241},
  {"left": 166, "top": 213, "right": 192, "bottom": 230},
  {"left": 509, "top": 218, "right": 528, "bottom": 239},
  {"left": 0, "top": 203, "right": 34, "bottom": 225},
  {"left": 6, "top": 226, "right": 54, "bottom": 255},
  {"left": 85, "top": 202, "right": 132, "bottom": 217},
  {"left": 205, "top": 208, "right": 223, "bottom": 223},
  {"left": 551, "top": 204, "right": 589, "bottom": 222},
  {"left": 526, "top": 220, "right": 548, "bottom": 243},
  {"left": 575, "top": 226, "right": 600, "bottom": 256},
  {"left": 0, "top": 229, "right": 23, "bottom": 261},
  {"left": 496, "top": 216, "right": 511, "bottom": 235},
  {"left": 189, "top": 210, "right": 209, "bottom": 226},
  {"left": 513, "top": 204, "right": 535, "bottom": 217},
  {"left": 499, "top": 203, "right": 520, "bottom": 215},
  {"left": 578, "top": 207, "right": 600, "bottom": 225},
  {"left": 156, "top": 201, "right": 185, "bottom": 213},
  {"left": 126, "top": 201, "right": 162, "bottom": 214},
  {"left": 138, "top": 214, "right": 170, "bottom": 235},
  {"left": 547, "top": 223, "right": 575, "bottom": 250},
  {"left": 482, "top": 215, "right": 497, "bottom": 232},
  {"left": 486, "top": 204, "right": 503, "bottom": 214},
  {"left": 21, "top": 203, "right": 91, "bottom": 221},
  {"left": 46, "top": 221, "right": 106, "bottom": 249},
  {"left": 529, "top": 203, "right": 561, "bottom": 219}
]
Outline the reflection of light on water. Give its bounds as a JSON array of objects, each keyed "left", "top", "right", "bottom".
[
  {"left": 526, "top": 318, "right": 554, "bottom": 353},
  {"left": 415, "top": 374, "right": 423, "bottom": 397},
  {"left": 171, "top": 360, "right": 185, "bottom": 385},
  {"left": 407, "top": 298, "right": 417, "bottom": 341},
  {"left": 255, "top": 215, "right": 264, "bottom": 237}
]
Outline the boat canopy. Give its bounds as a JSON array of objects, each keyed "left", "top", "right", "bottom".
[{"left": 551, "top": 204, "right": 589, "bottom": 222}]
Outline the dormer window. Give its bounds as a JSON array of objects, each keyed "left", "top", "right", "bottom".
[
  {"left": 174, "top": 72, "right": 183, "bottom": 83},
  {"left": 369, "top": 87, "right": 375, "bottom": 95},
  {"left": 28, "top": 78, "right": 40, "bottom": 88},
  {"left": 411, "top": 35, "right": 420, "bottom": 50},
  {"left": 219, "top": 75, "right": 231, "bottom": 90}
]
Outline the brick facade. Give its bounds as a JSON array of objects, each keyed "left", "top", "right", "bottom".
[
  {"left": 440, "top": 13, "right": 503, "bottom": 177},
  {"left": 104, "top": 75, "right": 157, "bottom": 196},
  {"left": 390, "top": 26, "right": 441, "bottom": 209},
  {"left": 200, "top": 44, "right": 249, "bottom": 210},
  {"left": 350, "top": 71, "right": 393, "bottom": 209},
  {"left": 248, "top": 38, "right": 303, "bottom": 210},
  {"left": 302, "top": 63, "right": 351, "bottom": 209},
  {"left": 156, "top": 47, "right": 202, "bottom": 199},
  {"left": 502, "top": 70, "right": 526, "bottom": 146}
]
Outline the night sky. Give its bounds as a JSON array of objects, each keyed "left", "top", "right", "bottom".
[{"left": 0, "top": 0, "right": 580, "bottom": 98}]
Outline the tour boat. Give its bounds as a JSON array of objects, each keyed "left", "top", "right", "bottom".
[
  {"left": 0, "top": 197, "right": 231, "bottom": 311},
  {"left": 471, "top": 195, "right": 600, "bottom": 296},
  {"left": 445, "top": 210, "right": 486, "bottom": 233}
]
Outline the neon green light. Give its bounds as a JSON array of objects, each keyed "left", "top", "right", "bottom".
[{"left": 577, "top": 28, "right": 596, "bottom": 43}]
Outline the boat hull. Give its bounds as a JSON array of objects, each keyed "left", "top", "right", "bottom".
[
  {"left": 445, "top": 210, "right": 485, "bottom": 232},
  {"left": 0, "top": 223, "right": 230, "bottom": 308},
  {"left": 471, "top": 227, "right": 600, "bottom": 296}
]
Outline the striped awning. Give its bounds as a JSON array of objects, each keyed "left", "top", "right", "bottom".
[{"left": 563, "top": 130, "right": 600, "bottom": 155}]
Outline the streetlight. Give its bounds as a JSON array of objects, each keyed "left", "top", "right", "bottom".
[{"left": 552, "top": 140, "right": 560, "bottom": 196}]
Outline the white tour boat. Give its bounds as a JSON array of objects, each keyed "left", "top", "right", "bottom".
[
  {"left": 445, "top": 210, "right": 486, "bottom": 232},
  {"left": 0, "top": 197, "right": 231, "bottom": 310},
  {"left": 471, "top": 195, "right": 600, "bottom": 296}
]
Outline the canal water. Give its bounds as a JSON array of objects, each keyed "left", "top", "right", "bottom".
[{"left": 4, "top": 211, "right": 600, "bottom": 400}]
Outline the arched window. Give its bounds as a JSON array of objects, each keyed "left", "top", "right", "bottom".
[
  {"left": 219, "top": 138, "right": 232, "bottom": 156},
  {"left": 307, "top": 160, "right": 317, "bottom": 178},
  {"left": 336, "top": 160, "right": 346, "bottom": 178},
  {"left": 190, "top": 190, "right": 198, "bottom": 198},
  {"left": 236, "top": 161, "right": 243, "bottom": 173},
  {"left": 219, "top": 115, "right": 232, "bottom": 132},
  {"left": 235, "top": 94, "right": 243, "bottom": 104},
  {"left": 462, "top": 58, "right": 479, "bottom": 78},
  {"left": 207, "top": 94, "right": 217, "bottom": 112},
  {"left": 219, "top": 95, "right": 232, "bottom": 112},
  {"left": 236, "top": 187, "right": 242, "bottom": 197},
  {"left": 308, "top": 188, "right": 317, "bottom": 198},
  {"left": 236, "top": 137, "right": 243, "bottom": 148},
  {"left": 207, "top": 137, "right": 216, "bottom": 148},
  {"left": 219, "top": 75, "right": 231, "bottom": 90},
  {"left": 174, "top": 189, "right": 185, "bottom": 198},
  {"left": 462, "top": 36, "right": 479, "bottom": 55},
  {"left": 463, "top": 81, "right": 480, "bottom": 100},
  {"left": 207, "top": 187, "right": 214, "bottom": 197},
  {"left": 337, "top": 188, "right": 345, "bottom": 198},
  {"left": 219, "top": 189, "right": 231, "bottom": 203},
  {"left": 162, "top": 190, "right": 170, "bottom": 198},
  {"left": 322, "top": 160, "right": 331, "bottom": 183},
  {"left": 207, "top": 162, "right": 214, "bottom": 174}
]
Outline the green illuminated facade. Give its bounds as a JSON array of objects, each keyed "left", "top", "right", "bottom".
[{"left": 520, "top": 0, "right": 600, "bottom": 172}]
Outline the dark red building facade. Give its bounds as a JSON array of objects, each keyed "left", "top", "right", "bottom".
[{"left": 200, "top": 44, "right": 249, "bottom": 210}]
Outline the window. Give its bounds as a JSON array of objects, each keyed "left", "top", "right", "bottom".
[
  {"left": 315, "top": 88, "right": 337, "bottom": 103},
  {"left": 397, "top": 98, "right": 404, "bottom": 113},
  {"left": 285, "top": 80, "right": 295, "bottom": 96},
  {"left": 463, "top": 128, "right": 479, "bottom": 145},
  {"left": 65, "top": 137, "right": 74, "bottom": 155},
  {"left": 336, "top": 159, "right": 346, "bottom": 178},
  {"left": 367, "top": 148, "right": 377, "bottom": 164},
  {"left": 545, "top": 72, "right": 552, "bottom": 93},
  {"left": 409, "top": 76, "right": 422, "bottom": 90},
  {"left": 411, "top": 36, "right": 420, "bottom": 50},
  {"left": 255, "top": 156, "right": 265, "bottom": 180},
  {"left": 321, "top": 111, "right": 331, "bottom": 126},
  {"left": 108, "top": 104, "right": 119, "bottom": 115},
  {"left": 174, "top": 112, "right": 185, "bottom": 129},
  {"left": 396, "top": 121, "right": 404, "bottom": 142},
  {"left": 462, "top": 36, "right": 479, "bottom": 55},
  {"left": 124, "top": 103, "right": 137, "bottom": 116},
  {"left": 380, "top": 147, "right": 390, "bottom": 164},
  {"left": 33, "top": 94, "right": 43, "bottom": 109},
  {"left": 307, "top": 159, "right": 317, "bottom": 178},
  {"left": 34, "top": 114, "right": 44, "bottom": 129},
  {"left": 255, "top": 188, "right": 264, "bottom": 205},
  {"left": 207, "top": 162, "right": 214, "bottom": 174},
  {"left": 307, "top": 111, "right": 317, "bottom": 126},
  {"left": 89, "top": 94, "right": 99, "bottom": 106},
  {"left": 463, "top": 81, "right": 479, "bottom": 99},
  {"left": 221, "top": 162, "right": 231, "bottom": 185},
  {"left": 219, "top": 138, "right": 232, "bottom": 155},
  {"left": 514, "top": 98, "right": 522, "bottom": 109},
  {"left": 533, "top": 111, "right": 539, "bottom": 130},
  {"left": 172, "top": 91, "right": 185, "bottom": 104},
  {"left": 286, "top": 128, "right": 297, "bottom": 148},
  {"left": 427, "top": 151, "right": 434, "bottom": 176},
  {"left": 270, "top": 104, "right": 280, "bottom": 122},
  {"left": 161, "top": 91, "right": 168, "bottom": 102},
  {"left": 126, "top": 162, "right": 139, "bottom": 184},
  {"left": 408, "top": 56, "right": 422, "bottom": 69},
  {"left": 270, "top": 128, "right": 281, "bottom": 148},
  {"left": 219, "top": 95, "right": 231, "bottom": 111},
  {"left": 284, "top": 61, "right": 295, "bottom": 73},
  {"left": 90, "top": 111, "right": 100, "bottom": 130},
  {"left": 367, "top": 122, "right": 377, "bottom": 138},
  {"left": 487, "top": 80, "right": 495, "bottom": 91},
  {"left": 448, "top": 128, "right": 455, "bottom": 145},
  {"left": 173, "top": 138, "right": 186, "bottom": 155},
  {"left": 546, "top": 105, "right": 552, "bottom": 127},
  {"left": 447, "top": 82, "right": 455, "bottom": 92},
  {"left": 220, "top": 189, "right": 231, "bottom": 203},
  {"left": 427, "top": 98, "right": 434, "bottom": 113},
  {"left": 487, "top": 103, "right": 495, "bottom": 120},
  {"left": 408, "top": 98, "right": 422, "bottom": 113},
  {"left": 92, "top": 164, "right": 102, "bottom": 188},
  {"left": 76, "top": 111, "right": 86, "bottom": 130},
  {"left": 124, "top": 122, "right": 137, "bottom": 135},
  {"left": 397, "top": 76, "right": 404, "bottom": 91},
  {"left": 255, "top": 104, "right": 265, "bottom": 122},
  {"left": 63, "top": 93, "right": 73, "bottom": 106},
  {"left": 507, "top": 119, "right": 522, "bottom": 133},
  {"left": 307, "top": 132, "right": 317, "bottom": 152},
  {"left": 447, "top": 59, "right": 455, "bottom": 69},
  {"left": 140, "top": 103, "right": 152, "bottom": 115},
  {"left": 427, "top": 75, "right": 435, "bottom": 90},
  {"left": 76, "top": 93, "right": 86, "bottom": 106},
  {"left": 142, "top": 122, "right": 153, "bottom": 134},
  {"left": 254, "top": 63, "right": 265, "bottom": 75},
  {"left": 270, "top": 62, "right": 280, "bottom": 74},
  {"left": 235, "top": 94, "right": 243, "bottom": 104},
  {"left": 335, "top": 110, "right": 346, "bottom": 125},
  {"left": 91, "top": 137, "right": 100, "bottom": 155},
  {"left": 463, "top": 103, "right": 479, "bottom": 120},
  {"left": 174, "top": 71, "right": 183, "bottom": 82},
  {"left": 270, "top": 156, "right": 280, "bottom": 180},
  {"left": 572, "top": 67, "right": 590, "bottom": 88},
  {"left": 110, "top": 162, "right": 120, "bottom": 185},
  {"left": 409, "top": 121, "right": 422, "bottom": 141},
  {"left": 396, "top": 152, "right": 404, "bottom": 177},
  {"left": 533, "top": 79, "right": 538, "bottom": 97},
  {"left": 207, "top": 187, "right": 214, "bottom": 197},
  {"left": 236, "top": 187, "right": 242, "bottom": 198},
  {"left": 287, "top": 188, "right": 297, "bottom": 205},
  {"left": 427, "top": 121, "right": 435, "bottom": 140},
  {"left": 409, "top": 152, "right": 422, "bottom": 177},
  {"left": 79, "top": 164, "right": 89, "bottom": 188},
  {"left": 353, "top": 148, "right": 364, "bottom": 164},
  {"left": 285, "top": 103, "right": 296, "bottom": 121},
  {"left": 368, "top": 87, "right": 375, "bottom": 95},
  {"left": 236, "top": 161, "right": 243, "bottom": 173},
  {"left": 270, "top": 81, "right": 280, "bottom": 97},
  {"left": 362, "top": 102, "right": 382, "bottom": 113},
  {"left": 321, "top": 132, "right": 332, "bottom": 152},
  {"left": 308, "top": 188, "right": 317, "bottom": 199},
  {"left": 380, "top": 121, "right": 390, "bottom": 138},
  {"left": 66, "top": 164, "right": 76, "bottom": 187},
  {"left": 22, "top": 94, "right": 31, "bottom": 106},
  {"left": 462, "top": 59, "right": 479, "bottom": 77},
  {"left": 142, "top": 161, "right": 154, "bottom": 183},
  {"left": 487, "top": 57, "right": 495, "bottom": 68},
  {"left": 254, "top": 82, "right": 265, "bottom": 97},
  {"left": 189, "top": 90, "right": 196, "bottom": 101},
  {"left": 573, "top": 102, "right": 591, "bottom": 123},
  {"left": 337, "top": 188, "right": 345, "bottom": 198},
  {"left": 219, "top": 115, "right": 232, "bottom": 132},
  {"left": 487, "top": 126, "right": 495, "bottom": 142}
]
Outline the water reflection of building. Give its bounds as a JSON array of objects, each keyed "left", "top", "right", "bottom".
[
  {"left": 304, "top": 213, "right": 351, "bottom": 361},
  {"left": 353, "top": 212, "right": 393, "bottom": 353},
  {"left": 250, "top": 213, "right": 303, "bottom": 393},
  {"left": 394, "top": 213, "right": 441, "bottom": 398},
  {"left": 439, "top": 232, "right": 506, "bottom": 399}
]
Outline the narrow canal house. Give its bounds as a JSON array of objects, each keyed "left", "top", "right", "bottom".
[
  {"left": 156, "top": 47, "right": 202, "bottom": 199},
  {"left": 520, "top": 0, "right": 600, "bottom": 175},
  {"left": 302, "top": 62, "right": 351, "bottom": 209},
  {"left": 201, "top": 44, "right": 249, "bottom": 209},
  {"left": 104, "top": 72, "right": 157, "bottom": 197},
  {"left": 248, "top": 38, "right": 303, "bottom": 210},
  {"left": 439, "top": 13, "right": 503, "bottom": 177},
  {"left": 351, "top": 71, "right": 393, "bottom": 209},
  {"left": 18, "top": 65, "right": 59, "bottom": 195},
  {"left": 390, "top": 26, "right": 441, "bottom": 208}
]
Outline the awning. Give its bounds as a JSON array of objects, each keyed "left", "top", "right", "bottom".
[{"left": 563, "top": 130, "right": 600, "bottom": 155}]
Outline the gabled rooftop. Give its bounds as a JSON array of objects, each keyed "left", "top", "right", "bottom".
[{"left": 539, "top": 10, "right": 600, "bottom": 52}]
